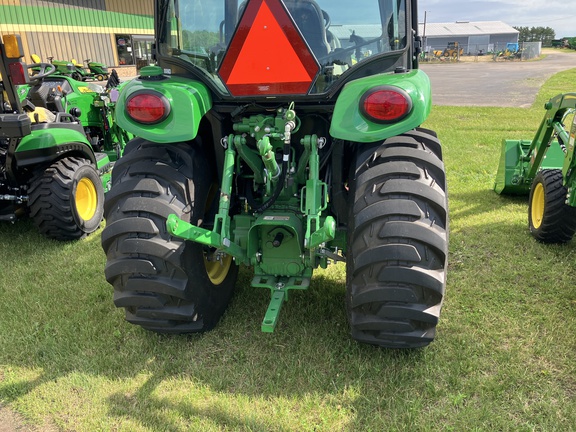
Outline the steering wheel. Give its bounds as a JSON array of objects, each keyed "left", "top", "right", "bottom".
[{"left": 27, "top": 62, "right": 57, "bottom": 84}]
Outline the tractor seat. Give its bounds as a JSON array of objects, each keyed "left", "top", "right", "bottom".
[
  {"left": 284, "top": 0, "right": 331, "bottom": 59},
  {"left": 27, "top": 83, "right": 52, "bottom": 112},
  {"left": 26, "top": 82, "right": 66, "bottom": 114},
  {"left": 27, "top": 107, "right": 56, "bottom": 124}
]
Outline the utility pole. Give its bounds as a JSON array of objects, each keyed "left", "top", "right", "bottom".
[{"left": 422, "top": 11, "right": 428, "bottom": 57}]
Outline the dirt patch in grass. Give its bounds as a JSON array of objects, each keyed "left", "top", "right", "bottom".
[{"left": 0, "top": 406, "right": 57, "bottom": 432}]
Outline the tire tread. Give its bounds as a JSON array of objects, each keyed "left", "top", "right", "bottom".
[{"left": 347, "top": 130, "right": 448, "bottom": 348}]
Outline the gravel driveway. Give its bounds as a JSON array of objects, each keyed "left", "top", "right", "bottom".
[{"left": 420, "top": 50, "right": 576, "bottom": 107}]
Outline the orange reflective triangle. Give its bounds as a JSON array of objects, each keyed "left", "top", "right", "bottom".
[
  {"left": 219, "top": 0, "right": 319, "bottom": 96},
  {"left": 227, "top": 2, "right": 312, "bottom": 84}
]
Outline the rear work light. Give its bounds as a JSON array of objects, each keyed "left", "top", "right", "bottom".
[
  {"left": 8, "top": 62, "right": 28, "bottom": 86},
  {"left": 126, "top": 91, "right": 170, "bottom": 124},
  {"left": 360, "top": 86, "right": 413, "bottom": 123}
]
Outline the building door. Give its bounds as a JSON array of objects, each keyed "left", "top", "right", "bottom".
[
  {"left": 132, "top": 36, "right": 154, "bottom": 70},
  {"left": 468, "top": 35, "right": 490, "bottom": 55}
]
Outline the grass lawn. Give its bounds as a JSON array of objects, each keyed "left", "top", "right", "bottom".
[{"left": 1, "top": 68, "right": 576, "bottom": 431}]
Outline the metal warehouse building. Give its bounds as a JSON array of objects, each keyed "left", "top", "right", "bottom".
[
  {"left": 420, "top": 21, "right": 520, "bottom": 55},
  {"left": 0, "top": 0, "right": 154, "bottom": 77}
]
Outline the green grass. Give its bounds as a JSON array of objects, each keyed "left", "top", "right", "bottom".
[{"left": 2, "top": 68, "right": 576, "bottom": 431}]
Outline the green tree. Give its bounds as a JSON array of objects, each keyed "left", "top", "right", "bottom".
[
  {"left": 514, "top": 26, "right": 556, "bottom": 47},
  {"left": 182, "top": 30, "right": 219, "bottom": 52}
]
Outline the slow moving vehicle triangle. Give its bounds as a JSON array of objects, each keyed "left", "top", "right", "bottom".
[{"left": 219, "top": 0, "right": 319, "bottom": 96}]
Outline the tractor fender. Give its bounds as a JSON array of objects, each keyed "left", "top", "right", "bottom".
[
  {"left": 15, "top": 127, "right": 95, "bottom": 167},
  {"left": 114, "top": 77, "right": 212, "bottom": 144},
  {"left": 330, "top": 69, "right": 432, "bottom": 143}
]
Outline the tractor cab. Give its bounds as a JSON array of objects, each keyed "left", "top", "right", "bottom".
[{"left": 155, "top": 0, "right": 415, "bottom": 98}]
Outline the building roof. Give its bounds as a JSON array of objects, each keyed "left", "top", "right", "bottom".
[
  {"left": 326, "top": 21, "right": 519, "bottom": 42},
  {"left": 329, "top": 24, "right": 382, "bottom": 40},
  {"left": 420, "top": 21, "right": 519, "bottom": 37}
]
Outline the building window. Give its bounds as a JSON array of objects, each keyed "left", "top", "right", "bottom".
[
  {"left": 115, "top": 34, "right": 133, "bottom": 65},
  {"left": 115, "top": 34, "right": 154, "bottom": 68},
  {"left": 132, "top": 35, "right": 154, "bottom": 70}
]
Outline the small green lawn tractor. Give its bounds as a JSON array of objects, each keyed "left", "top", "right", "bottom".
[
  {"left": 101, "top": 0, "right": 449, "bottom": 348},
  {"left": 44, "top": 56, "right": 77, "bottom": 77},
  {"left": 70, "top": 58, "right": 110, "bottom": 82},
  {"left": 495, "top": 93, "right": 576, "bottom": 242},
  {"left": 85, "top": 59, "right": 109, "bottom": 82},
  {"left": 1, "top": 34, "right": 129, "bottom": 240},
  {"left": 35, "top": 55, "right": 109, "bottom": 82}
]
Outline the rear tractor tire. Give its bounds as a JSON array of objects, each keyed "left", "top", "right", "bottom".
[
  {"left": 28, "top": 156, "right": 104, "bottom": 240},
  {"left": 101, "top": 139, "right": 238, "bottom": 333},
  {"left": 347, "top": 128, "right": 448, "bottom": 348},
  {"left": 528, "top": 169, "right": 576, "bottom": 243}
]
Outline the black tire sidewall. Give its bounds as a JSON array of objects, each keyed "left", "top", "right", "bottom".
[
  {"left": 103, "top": 140, "right": 238, "bottom": 332},
  {"left": 528, "top": 169, "right": 576, "bottom": 242},
  {"left": 176, "top": 157, "right": 238, "bottom": 328}
]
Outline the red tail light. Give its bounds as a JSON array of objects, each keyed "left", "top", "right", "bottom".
[
  {"left": 126, "top": 91, "right": 170, "bottom": 124},
  {"left": 360, "top": 86, "right": 412, "bottom": 123},
  {"left": 8, "top": 62, "right": 28, "bottom": 85}
]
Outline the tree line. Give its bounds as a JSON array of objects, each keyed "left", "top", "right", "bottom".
[{"left": 513, "top": 26, "right": 556, "bottom": 47}]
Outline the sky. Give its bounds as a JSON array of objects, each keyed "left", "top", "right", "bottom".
[{"left": 418, "top": 0, "right": 576, "bottom": 38}]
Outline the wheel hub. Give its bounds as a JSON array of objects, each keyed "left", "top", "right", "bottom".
[
  {"left": 531, "top": 182, "right": 545, "bottom": 229},
  {"left": 204, "top": 253, "right": 232, "bottom": 285},
  {"left": 76, "top": 177, "right": 98, "bottom": 221}
]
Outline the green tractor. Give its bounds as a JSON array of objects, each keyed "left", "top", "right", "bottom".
[
  {"left": 101, "top": 0, "right": 449, "bottom": 348},
  {"left": 495, "top": 93, "right": 576, "bottom": 243},
  {"left": 0, "top": 34, "right": 129, "bottom": 240}
]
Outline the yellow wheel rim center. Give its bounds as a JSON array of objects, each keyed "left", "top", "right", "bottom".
[
  {"left": 204, "top": 253, "right": 232, "bottom": 285},
  {"left": 531, "top": 182, "right": 545, "bottom": 229},
  {"left": 76, "top": 177, "right": 98, "bottom": 221}
]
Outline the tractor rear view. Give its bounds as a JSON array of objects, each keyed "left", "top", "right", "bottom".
[
  {"left": 495, "top": 93, "right": 576, "bottom": 242},
  {"left": 101, "top": 0, "right": 448, "bottom": 348},
  {"left": 1, "top": 34, "right": 128, "bottom": 240}
]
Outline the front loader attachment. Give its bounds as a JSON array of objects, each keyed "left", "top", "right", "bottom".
[
  {"left": 494, "top": 138, "right": 566, "bottom": 195},
  {"left": 494, "top": 93, "right": 576, "bottom": 196}
]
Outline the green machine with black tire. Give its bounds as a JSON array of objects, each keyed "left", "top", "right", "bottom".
[
  {"left": 495, "top": 93, "right": 576, "bottom": 242},
  {"left": 101, "top": 0, "right": 449, "bottom": 348},
  {"left": 0, "top": 35, "right": 129, "bottom": 240}
]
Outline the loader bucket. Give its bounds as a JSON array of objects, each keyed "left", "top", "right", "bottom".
[
  {"left": 494, "top": 139, "right": 532, "bottom": 195},
  {"left": 494, "top": 138, "right": 566, "bottom": 195}
]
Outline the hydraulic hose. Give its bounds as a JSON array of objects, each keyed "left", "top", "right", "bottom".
[
  {"left": 251, "top": 142, "right": 290, "bottom": 213},
  {"left": 248, "top": 114, "right": 296, "bottom": 213}
]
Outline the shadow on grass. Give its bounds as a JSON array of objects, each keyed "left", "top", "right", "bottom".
[
  {"left": 106, "top": 372, "right": 293, "bottom": 432},
  {"left": 5, "top": 192, "right": 576, "bottom": 430},
  {"left": 448, "top": 187, "right": 529, "bottom": 221},
  {"left": 0, "top": 222, "right": 431, "bottom": 430}
]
